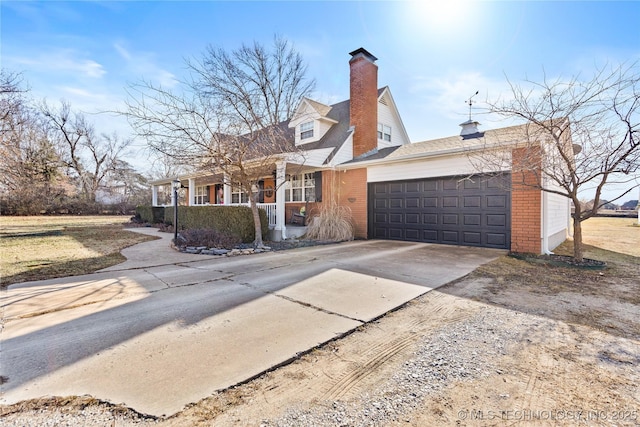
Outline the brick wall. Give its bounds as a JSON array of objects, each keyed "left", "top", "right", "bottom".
[
  {"left": 349, "top": 51, "right": 378, "bottom": 158},
  {"left": 511, "top": 146, "right": 542, "bottom": 254},
  {"left": 323, "top": 169, "right": 368, "bottom": 239}
]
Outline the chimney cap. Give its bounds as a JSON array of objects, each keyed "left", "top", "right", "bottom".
[{"left": 349, "top": 47, "right": 378, "bottom": 62}]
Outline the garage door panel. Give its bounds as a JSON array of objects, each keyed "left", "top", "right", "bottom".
[
  {"left": 487, "top": 233, "right": 507, "bottom": 247},
  {"left": 389, "top": 183, "right": 403, "bottom": 193},
  {"left": 405, "top": 229, "right": 420, "bottom": 240},
  {"left": 406, "top": 182, "right": 420, "bottom": 192},
  {"left": 442, "top": 214, "right": 458, "bottom": 225},
  {"left": 389, "top": 228, "right": 403, "bottom": 239},
  {"left": 463, "top": 179, "right": 481, "bottom": 189},
  {"left": 406, "top": 198, "right": 420, "bottom": 208},
  {"left": 442, "top": 230, "right": 459, "bottom": 242},
  {"left": 487, "top": 195, "right": 507, "bottom": 208},
  {"left": 422, "top": 230, "right": 438, "bottom": 241},
  {"left": 389, "top": 213, "right": 403, "bottom": 223},
  {"left": 390, "top": 198, "right": 403, "bottom": 208},
  {"left": 423, "top": 197, "right": 438, "bottom": 208},
  {"left": 374, "top": 199, "right": 388, "bottom": 209},
  {"left": 442, "top": 197, "right": 458, "bottom": 208},
  {"left": 464, "top": 214, "right": 481, "bottom": 226},
  {"left": 423, "top": 213, "right": 438, "bottom": 224},
  {"left": 368, "top": 174, "right": 510, "bottom": 249},
  {"left": 374, "top": 213, "right": 388, "bottom": 223},
  {"left": 464, "top": 196, "right": 481, "bottom": 208},
  {"left": 423, "top": 181, "right": 438, "bottom": 191},
  {"left": 463, "top": 232, "right": 482, "bottom": 244},
  {"left": 487, "top": 214, "right": 507, "bottom": 227},
  {"left": 406, "top": 213, "right": 420, "bottom": 224},
  {"left": 443, "top": 180, "right": 458, "bottom": 190}
]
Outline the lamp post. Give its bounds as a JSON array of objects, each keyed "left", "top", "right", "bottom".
[{"left": 172, "top": 178, "right": 181, "bottom": 244}]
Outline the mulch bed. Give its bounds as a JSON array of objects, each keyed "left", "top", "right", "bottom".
[{"left": 509, "top": 252, "right": 607, "bottom": 270}]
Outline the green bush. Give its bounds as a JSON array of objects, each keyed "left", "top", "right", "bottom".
[
  {"left": 164, "top": 205, "right": 268, "bottom": 243},
  {"left": 136, "top": 205, "right": 165, "bottom": 223}
]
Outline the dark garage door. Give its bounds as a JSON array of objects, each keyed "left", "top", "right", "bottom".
[{"left": 368, "top": 174, "right": 511, "bottom": 249}]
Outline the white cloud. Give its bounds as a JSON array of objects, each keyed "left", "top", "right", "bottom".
[
  {"left": 9, "top": 49, "right": 106, "bottom": 79},
  {"left": 112, "top": 41, "right": 178, "bottom": 88},
  {"left": 114, "top": 43, "right": 132, "bottom": 61}
]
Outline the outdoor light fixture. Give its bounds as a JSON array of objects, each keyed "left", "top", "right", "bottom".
[{"left": 172, "top": 179, "right": 181, "bottom": 244}]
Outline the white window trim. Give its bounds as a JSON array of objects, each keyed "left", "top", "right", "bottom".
[
  {"left": 231, "top": 185, "right": 249, "bottom": 204},
  {"left": 285, "top": 173, "right": 316, "bottom": 202},
  {"left": 194, "top": 185, "right": 209, "bottom": 205},
  {"left": 377, "top": 123, "right": 391, "bottom": 142},
  {"left": 300, "top": 121, "right": 314, "bottom": 140}
]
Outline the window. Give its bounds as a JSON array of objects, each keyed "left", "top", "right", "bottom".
[
  {"left": 300, "top": 121, "right": 314, "bottom": 140},
  {"left": 231, "top": 185, "right": 249, "bottom": 204},
  {"left": 377, "top": 123, "right": 391, "bottom": 142},
  {"left": 284, "top": 173, "right": 316, "bottom": 202},
  {"left": 194, "top": 185, "right": 209, "bottom": 205}
]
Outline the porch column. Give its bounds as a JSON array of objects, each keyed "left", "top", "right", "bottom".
[
  {"left": 152, "top": 185, "right": 158, "bottom": 207},
  {"left": 223, "top": 174, "right": 232, "bottom": 205},
  {"left": 188, "top": 178, "right": 195, "bottom": 206},
  {"left": 274, "top": 161, "right": 287, "bottom": 241},
  {"left": 170, "top": 184, "right": 176, "bottom": 206}
]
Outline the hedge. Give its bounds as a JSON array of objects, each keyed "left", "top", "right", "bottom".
[
  {"left": 135, "top": 205, "right": 165, "bottom": 224},
  {"left": 162, "top": 205, "right": 269, "bottom": 243}
]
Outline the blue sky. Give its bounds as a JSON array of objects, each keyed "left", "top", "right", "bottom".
[{"left": 2, "top": 1, "right": 639, "bottom": 200}]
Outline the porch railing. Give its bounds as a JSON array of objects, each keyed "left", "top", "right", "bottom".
[{"left": 257, "top": 203, "right": 277, "bottom": 228}]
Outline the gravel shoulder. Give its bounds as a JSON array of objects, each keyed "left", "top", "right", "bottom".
[{"left": 2, "top": 241, "right": 639, "bottom": 426}]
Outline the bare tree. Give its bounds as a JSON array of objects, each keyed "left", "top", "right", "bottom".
[
  {"left": 126, "top": 36, "right": 315, "bottom": 247},
  {"left": 42, "top": 101, "right": 129, "bottom": 203},
  {"left": 477, "top": 63, "right": 640, "bottom": 261},
  {"left": 0, "top": 70, "right": 68, "bottom": 213}
]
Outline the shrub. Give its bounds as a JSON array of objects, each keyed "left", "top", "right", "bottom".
[
  {"left": 135, "top": 205, "right": 165, "bottom": 224},
  {"left": 305, "top": 203, "right": 354, "bottom": 242},
  {"left": 164, "top": 205, "right": 268, "bottom": 243},
  {"left": 179, "top": 228, "right": 242, "bottom": 249}
]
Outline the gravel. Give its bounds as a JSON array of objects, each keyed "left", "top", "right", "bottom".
[{"left": 262, "top": 307, "right": 529, "bottom": 427}]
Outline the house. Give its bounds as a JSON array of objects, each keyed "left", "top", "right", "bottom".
[{"left": 150, "top": 48, "right": 572, "bottom": 254}]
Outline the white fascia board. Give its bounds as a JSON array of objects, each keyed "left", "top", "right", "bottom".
[{"left": 335, "top": 141, "right": 512, "bottom": 170}]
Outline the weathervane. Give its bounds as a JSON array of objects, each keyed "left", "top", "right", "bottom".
[{"left": 466, "top": 91, "right": 479, "bottom": 120}]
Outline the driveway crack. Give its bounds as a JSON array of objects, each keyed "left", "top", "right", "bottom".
[{"left": 233, "top": 280, "right": 362, "bottom": 323}]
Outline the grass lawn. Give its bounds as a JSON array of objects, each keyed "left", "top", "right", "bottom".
[
  {"left": 0, "top": 216, "right": 157, "bottom": 287},
  {"left": 579, "top": 216, "right": 639, "bottom": 258}
]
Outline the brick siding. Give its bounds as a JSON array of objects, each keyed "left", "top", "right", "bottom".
[
  {"left": 510, "top": 146, "right": 542, "bottom": 253},
  {"left": 322, "top": 169, "right": 368, "bottom": 239}
]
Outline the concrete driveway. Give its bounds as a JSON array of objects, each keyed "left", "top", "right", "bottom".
[{"left": 1, "top": 229, "right": 504, "bottom": 416}]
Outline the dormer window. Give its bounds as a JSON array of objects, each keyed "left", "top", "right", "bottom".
[
  {"left": 378, "top": 123, "right": 391, "bottom": 142},
  {"left": 300, "top": 121, "right": 314, "bottom": 140}
]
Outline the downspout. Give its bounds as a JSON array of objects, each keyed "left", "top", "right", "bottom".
[{"left": 541, "top": 188, "right": 552, "bottom": 255}]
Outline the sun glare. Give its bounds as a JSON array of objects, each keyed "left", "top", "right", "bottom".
[{"left": 405, "top": 0, "right": 475, "bottom": 39}]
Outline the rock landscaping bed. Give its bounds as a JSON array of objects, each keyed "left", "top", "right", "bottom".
[{"left": 175, "top": 239, "right": 338, "bottom": 256}]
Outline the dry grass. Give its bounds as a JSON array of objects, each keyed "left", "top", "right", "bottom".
[
  {"left": 0, "top": 216, "right": 157, "bottom": 287},
  {"left": 474, "top": 217, "right": 640, "bottom": 307},
  {"left": 305, "top": 203, "right": 354, "bottom": 242},
  {"left": 579, "top": 216, "right": 640, "bottom": 257}
]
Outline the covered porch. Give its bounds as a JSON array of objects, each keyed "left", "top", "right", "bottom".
[{"left": 149, "top": 161, "right": 321, "bottom": 241}]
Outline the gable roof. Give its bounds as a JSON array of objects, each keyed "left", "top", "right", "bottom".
[{"left": 303, "top": 98, "right": 332, "bottom": 117}]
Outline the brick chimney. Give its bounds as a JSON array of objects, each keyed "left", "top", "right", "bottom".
[{"left": 349, "top": 48, "right": 378, "bottom": 158}]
